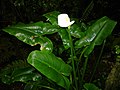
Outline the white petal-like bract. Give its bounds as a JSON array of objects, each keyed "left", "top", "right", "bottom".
[{"left": 58, "top": 14, "right": 75, "bottom": 27}]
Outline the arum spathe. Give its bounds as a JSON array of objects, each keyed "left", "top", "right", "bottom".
[{"left": 58, "top": 14, "right": 75, "bottom": 27}]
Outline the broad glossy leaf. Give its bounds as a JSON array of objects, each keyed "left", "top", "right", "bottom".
[
  {"left": 58, "top": 29, "right": 70, "bottom": 49},
  {"left": 83, "top": 83, "right": 101, "bottom": 90},
  {"left": 75, "top": 16, "right": 107, "bottom": 48},
  {"left": 11, "top": 67, "right": 35, "bottom": 77},
  {"left": 84, "top": 17, "right": 117, "bottom": 57},
  {"left": 43, "top": 11, "right": 60, "bottom": 25},
  {"left": 58, "top": 24, "right": 85, "bottom": 49},
  {"left": 75, "top": 16, "right": 117, "bottom": 56},
  {"left": 24, "top": 22, "right": 60, "bottom": 35},
  {"left": 11, "top": 67, "right": 42, "bottom": 83},
  {"left": 12, "top": 73, "right": 41, "bottom": 83},
  {"left": 24, "top": 82, "right": 38, "bottom": 90},
  {"left": 27, "top": 50, "right": 72, "bottom": 89},
  {"left": 83, "top": 43, "right": 95, "bottom": 57},
  {"left": 70, "top": 24, "right": 85, "bottom": 38},
  {"left": 3, "top": 23, "right": 54, "bottom": 52},
  {"left": 40, "top": 37, "right": 53, "bottom": 52},
  {"left": 1, "top": 67, "right": 42, "bottom": 84},
  {"left": 94, "top": 19, "right": 117, "bottom": 45},
  {"left": 4, "top": 22, "right": 59, "bottom": 36}
]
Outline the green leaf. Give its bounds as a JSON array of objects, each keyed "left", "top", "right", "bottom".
[
  {"left": 11, "top": 67, "right": 35, "bottom": 77},
  {"left": 70, "top": 24, "right": 85, "bottom": 38},
  {"left": 58, "top": 24, "right": 85, "bottom": 49},
  {"left": 75, "top": 16, "right": 117, "bottom": 56},
  {"left": 27, "top": 50, "right": 72, "bottom": 89},
  {"left": 24, "top": 82, "right": 39, "bottom": 90},
  {"left": 1, "top": 67, "right": 42, "bottom": 84},
  {"left": 84, "top": 17, "right": 117, "bottom": 57},
  {"left": 75, "top": 16, "right": 107, "bottom": 48},
  {"left": 3, "top": 22, "right": 55, "bottom": 52},
  {"left": 40, "top": 37, "right": 53, "bottom": 52},
  {"left": 115, "top": 45, "right": 120, "bottom": 54},
  {"left": 83, "top": 83, "right": 101, "bottom": 90},
  {"left": 11, "top": 67, "right": 42, "bottom": 83},
  {"left": 5, "top": 22, "right": 59, "bottom": 35},
  {"left": 43, "top": 11, "right": 60, "bottom": 25},
  {"left": 58, "top": 29, "right": 70, "bottom": 49}
]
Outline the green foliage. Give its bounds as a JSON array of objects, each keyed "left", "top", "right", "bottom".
[
  {"left": 2, "top": 11, "right": 117, "bottom": 90},
  {"left": 115, "top": 45, "right": 120, "bottom": 55},
  {"left": 75, "top": 16, "right": 117, "bottom": 57},
  {"left": 3, "top": 21, "right": 60, "bottom": 52},
  {"left": 58, "top": 29, "right": 70, "bottom": 49},
  {"left": 83, "top": 83, "right": 101, "bottom": 90},
  {"left": 43, "top": 11, "right": 60, "bottom": 25},
  {"left": 0, "top": 60, "right": 41, "bottom": 84},
  {"left": 27, "top": 50, "right": 72, "bottom": 89},
  {"left": 0, "top": 60, "right": 62, "bottom": 90},
  {"left": 115, "top": 45, "right": 120, "bottom": 62}
]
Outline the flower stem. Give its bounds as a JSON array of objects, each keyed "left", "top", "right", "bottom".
[{"left": 67, "top": 26, "right": 78, "bottom": 90}]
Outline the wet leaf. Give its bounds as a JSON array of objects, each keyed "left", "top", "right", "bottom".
[
  {"left": 75, "top": 16, "right": 117, "bottom": 56},
  {"left": 70, "top": 24, "right": 85, "bottom": 38},
  {"left": 43, "top": 11, "right": 60, "bottom": 25},
  {"left": 58, "top": 29, "right": 70, "bottom": 49},
  {"left": 1, "top": 67, "right": 42, "bottom": 84},
  {"left": 3, "top": 22, "right": 57, "bottom": 52},
  {"left": 84, "top": 83, "right": 101, "bottom": 90},
  {"left": 27, "top": 50, "right": 72, "bottom": 89}
]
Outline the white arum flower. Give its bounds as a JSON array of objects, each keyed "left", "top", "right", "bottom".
[{"left": 58, "top": 14, "right": 75, "bottom": 27}]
